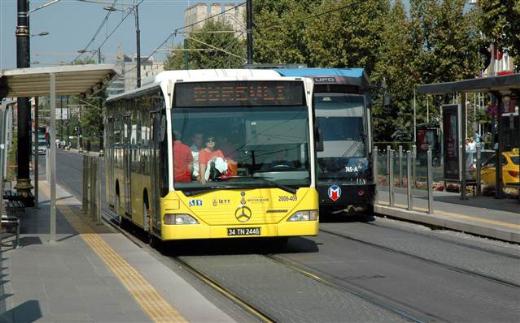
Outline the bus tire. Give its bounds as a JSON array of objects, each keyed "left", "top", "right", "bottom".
[{"left": 360, "top": 205, "right": 375, "bottom": 222}]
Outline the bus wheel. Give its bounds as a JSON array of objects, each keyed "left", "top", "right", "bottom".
[{"left": 360, "top": 205, "right": 375, "bottom": 222}]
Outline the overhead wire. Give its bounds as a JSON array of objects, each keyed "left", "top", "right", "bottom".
[
  {"left": 124, "top": 1, "right": 245, "bottom": 74},
  {"left": 73, "top": 0, "right": 119, "bottom": 62}
]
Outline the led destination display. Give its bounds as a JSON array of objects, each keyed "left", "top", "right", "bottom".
[{"left": 175, "top": 81, "right": 305, "bottom": 107}]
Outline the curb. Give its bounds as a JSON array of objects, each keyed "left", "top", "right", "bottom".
[{"left": 375, "top": 204, "right": 520, "bottom": 244}]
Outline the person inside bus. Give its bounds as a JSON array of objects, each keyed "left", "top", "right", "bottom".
[
  {"left": 190, "top": 132, "right": 204, "bottom": 181},
  {"left": 173, "top": 131, "right": 193, "bottom": 183},
  {"left": 199, "top": 135, "right": 225, "bottom": 184}
]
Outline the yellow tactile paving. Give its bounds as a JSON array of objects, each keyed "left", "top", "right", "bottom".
[
  {"left": 381, "top": 202, "right": 520, "bottom": 230},
  {"left": 41, "top": 184, "right": 187, "bottom": 323}
]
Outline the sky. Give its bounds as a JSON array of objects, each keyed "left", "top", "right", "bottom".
[{"left": 0, "top": 0, "right": 241, "bottom": 69}]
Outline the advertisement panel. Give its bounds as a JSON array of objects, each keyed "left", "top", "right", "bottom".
[{"left": 442, "top": 104, "right": 460, "bottom": 180}]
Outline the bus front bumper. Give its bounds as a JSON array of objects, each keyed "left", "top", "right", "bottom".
[{"left": 159, "top": 220, "right": 319, "bottom": 240}]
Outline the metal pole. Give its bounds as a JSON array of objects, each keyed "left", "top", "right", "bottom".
[
  {"left": 495, "top": 94, "right": 503, "bottom": 199},
  {"left": 373, "top": 147, "right": 378, "bottom": 202},
  {"left": 82, "top": 155, "right": 88, "bottom": 213},
  {"left": 427, "top": 149, "right": 433, "bottom": 214},
  {"left": 426, "top": 95, "right": 429, "bottom": 124},
  {"left": 476, "top": 145, "right": 481, "bottom": 196},
  {"left": 407, "top": 151, "right": 413, "bottom": 211},
  {"left": 15, "top": 0, "right": 33, "bottom": 206},
  {"left": 413, "top": 89, "right": 417, "bottom": 144},
  {"left": 96, "top": 157, "right": 102, "bottom": 224},
  {"left": 90, "top": 157, "right": 96, "bottom": 220},
  {"left": 49, "top": 73, "right": 56, "bottom": 243},
  {"left": 461, "top": 93, "right": 467, "bottom": 200},
  {"left": 412, "top": 144, "right": 417, "bottom": 186},
  {"left": 246, "top": 0, "right": 253, "bottom": 65},
  {"left": 0, "top": 107, "right": 5, "bottom": 188},
  {"left": 34, "top": 97, "right": 39, "bottom": 206},
  {"left": 135, "top": 4, "right": 141, "bottom": 88},
  {"left": 398, "top": 145, "right": 403, "bottom": 187},
  {"left": 183, "top": 38, "right": 189, "bottom": 69},
  {"left": 389, "top": 149, "right": 395, "bottom": 207},
  {"left": 46, "top": 146, "right": 50, "bottom": 183}
]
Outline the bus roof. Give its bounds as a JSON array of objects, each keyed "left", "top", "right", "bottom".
[
  {"left": 275, "top": 68, "right": 365, "bottom": 78},
  {"left": 155, "top": 69, "right": 287, "bottom": 83},
  {"left": 274, "top": 68, "right": 370, "bottom": 90},
  {"left": 107, "top": 69, "right": 295, "bottom": 102}
]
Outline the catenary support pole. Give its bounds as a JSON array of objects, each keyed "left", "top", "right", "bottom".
[
  {"left": 15, "top": 0, "right": 34, "bottom": 206},
  {"left": 246, "top": 0, "right": 253, "bottom": 65},
  {"left": 34, "top": 97, "right": 39, "bottom": 206},
  {"left": 49, "top": 73, "right": 56, "bottom": 243}
]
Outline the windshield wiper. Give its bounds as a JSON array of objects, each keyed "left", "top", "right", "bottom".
[
  {"left": 247, "top": 176, "right": 297, "bottom": 194},
  {"left": 183, "top": 185, "right": 238, "bottom": 196},
  {"left": 183, "top": 177, "right": 297, "bottom": 196}
]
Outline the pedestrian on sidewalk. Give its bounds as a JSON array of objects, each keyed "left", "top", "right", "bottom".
[{"left": 466, "top": 137, "right": 476, "bottom": 179}]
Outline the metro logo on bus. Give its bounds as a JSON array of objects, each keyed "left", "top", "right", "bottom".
[{"left": 327, "top": 185, "right": 342, "bottom": 202}]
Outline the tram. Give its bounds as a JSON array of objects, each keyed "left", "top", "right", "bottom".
[
  {"left": 104, "top": 69, "right": 319, "bottom": 241},
  {"left": 275, "top": 68, "right": 375, "bottom": 217}
]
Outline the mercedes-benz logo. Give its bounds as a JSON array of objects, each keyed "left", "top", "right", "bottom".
[{"left": 235, "top": 206, "right": 252, "bottom": 222}]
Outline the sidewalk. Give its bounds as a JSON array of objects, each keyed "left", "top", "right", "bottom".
[
  {"left": 0, "top": 181, "right": 235, "bottom": 322},
  {"left": 376, "top": 187, "right": 520, "bottom": 243}
]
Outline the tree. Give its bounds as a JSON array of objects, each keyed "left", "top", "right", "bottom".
[
  {"left": 164, "top": 20, "right": 245, "bottom": 70},
  {"left": 304, "top": 0, "right": 389, "bottom": 73},
  {"left": 372, "top": 0, "right": 416, "bottom": 141},
  {"left": 479, "top": 0, "right": 520, "bottom": 70},
  {"left": 253, "top": 0, "right": 317, "bottom": 64}
]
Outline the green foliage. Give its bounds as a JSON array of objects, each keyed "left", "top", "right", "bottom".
[
  {"left": 304, "top": 0, "right": 389, "bottom": 73},
  {"left": 479, "top": 0, "right": 520, "bottom": 70},
  {"left": 164, "top": 20, "right": 245, "bottom": 70},
  {"left": 372, "top": 0, "right": 415, "bottom": 141},
  {"left": 253, "top": 0, "right": 317, "bottom": 64}
]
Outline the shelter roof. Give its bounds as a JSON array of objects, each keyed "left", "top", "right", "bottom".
[
  {"left": 417, "top": 73, "right": 520, "bottom": 95},
  {"left": 0, "top": 64, "right": 116, "bottom": 98}
]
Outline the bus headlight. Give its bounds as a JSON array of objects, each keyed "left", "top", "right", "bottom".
[
  {"left": 164, "top": 214, "right": 199, "bottom": 225},
  {"left": 288, "top": 210, "right": 318, "bottom": 222}
]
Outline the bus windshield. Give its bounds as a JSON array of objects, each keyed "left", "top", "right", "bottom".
[
  {"left": 171, "top": 81, "right": 311, "bottom": 193},
  {"left": 314, "top": 94, "right": 368, "bottom": 180}
]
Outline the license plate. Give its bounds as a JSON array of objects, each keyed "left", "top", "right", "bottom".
[{"left": 227, "top": 227, "right": 261, "bottom": 236}]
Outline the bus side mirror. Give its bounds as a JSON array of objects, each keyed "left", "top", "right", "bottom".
[{"left": 315, "top": 127, "right": 324, "bottom": 152}]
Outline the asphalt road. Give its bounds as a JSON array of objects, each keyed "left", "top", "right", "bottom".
[{"left": 55, "top": 149, "right": 520, "bottom": 322}]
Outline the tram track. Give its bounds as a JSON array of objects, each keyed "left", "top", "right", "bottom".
[
  {"left": 320, "top": 227, "right": 520, "bottom": 289},
  {"left": 364, "top": 219, "right": 520, "bottom": 260},
  {"left": 265, "top": 254, "right": 441, "bottom": 323},
  {"left": 100, "top": 210, "right": 275, "bottom": 323},
  {"left": 101, "top": 209, "right": 437, "bottom": 322},
  {"left": 100, "top": 209, "right": 427, "bottom": 322}
]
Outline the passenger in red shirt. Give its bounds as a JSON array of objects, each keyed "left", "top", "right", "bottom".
[
  {"left": 199, "top": 136, "right": 224, "bottom": 184},
  {"left": 173, "top": 132, "right": 193, "bottom": 183}
]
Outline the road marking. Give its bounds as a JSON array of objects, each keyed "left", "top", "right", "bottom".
[
  {"left": 379, "top": 202, "right": 520, "bottom": 230},
  {"left": 40, "top": 184, "right": 186, "bottom": 322}
]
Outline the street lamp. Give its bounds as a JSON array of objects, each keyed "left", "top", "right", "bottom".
[
  {"left": 31, "top": 31, "right": 49, "bottom": 37},
  {"left": 103, "top": 4, "right": 141, "bottom": 88},
  {"left": 77, "top": 49, "right": 101, "bottom": 63}
]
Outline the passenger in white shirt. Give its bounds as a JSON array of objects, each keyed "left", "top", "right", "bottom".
[{"left": 190, "top": 133, "right": 204, "bottom": 181}]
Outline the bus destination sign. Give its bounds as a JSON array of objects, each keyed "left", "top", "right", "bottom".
[{"left": 175, "top": 81, "right": 304, "bottom": 107}]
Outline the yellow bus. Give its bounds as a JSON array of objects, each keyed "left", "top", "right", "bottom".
[{"left": 105, "top": 69, "right": 319, "bottom": 241}]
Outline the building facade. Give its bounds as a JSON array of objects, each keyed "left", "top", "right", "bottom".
[{"left": 184, "top": 2, "right": 245, "bottom": 38}]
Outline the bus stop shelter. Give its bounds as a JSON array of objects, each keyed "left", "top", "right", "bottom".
[
  {"left": 417, "top": 73, "right": 520, "bottom": 201},
  {"left": 0, "top": 64, "right": 116, "bottom": 242}
]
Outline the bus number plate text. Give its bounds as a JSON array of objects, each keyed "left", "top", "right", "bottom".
[{"left": 227, "top": 227, "right": 261, "bottom": 236}]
